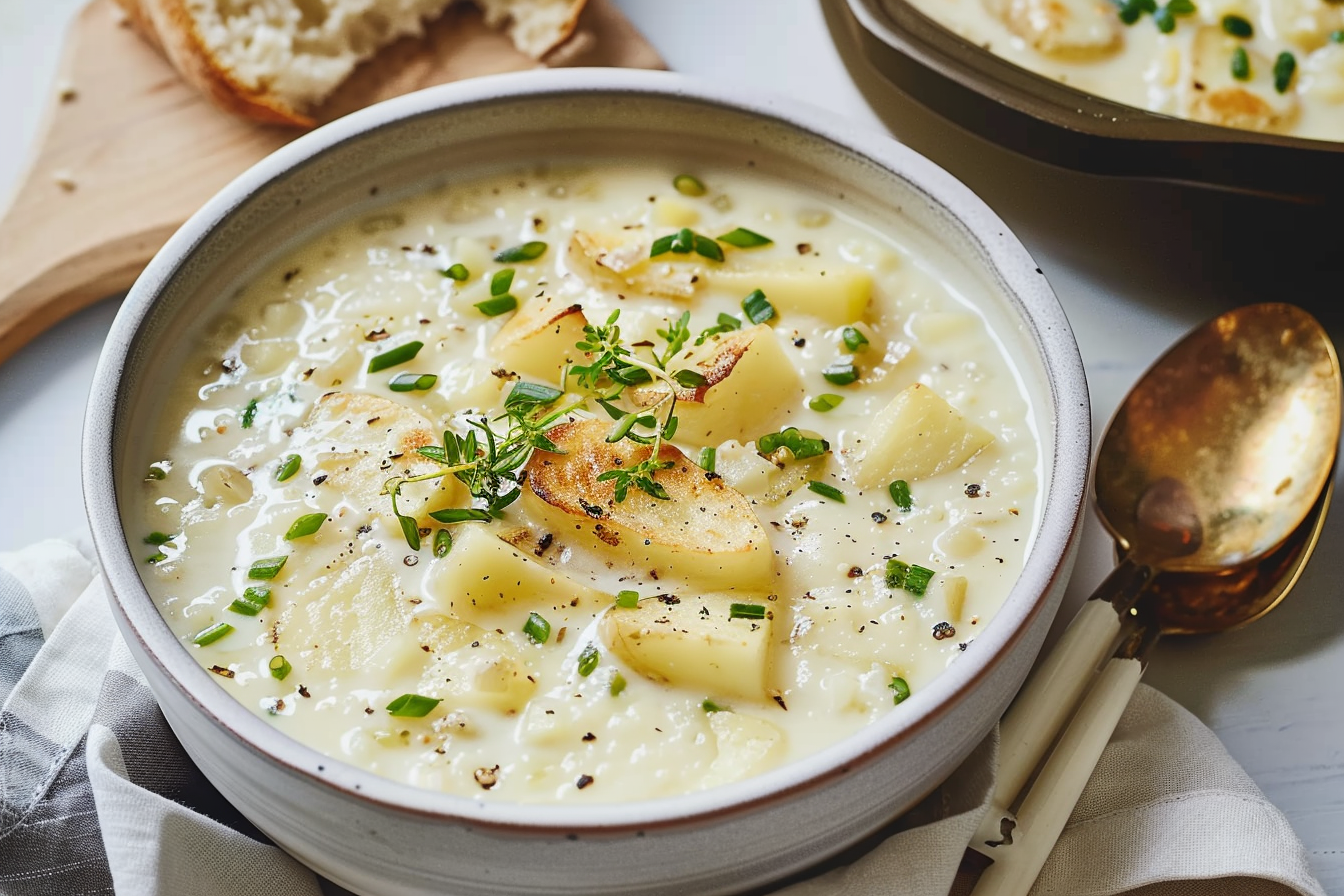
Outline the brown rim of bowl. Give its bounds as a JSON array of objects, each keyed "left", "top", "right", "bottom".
[
  {"left": 82, "top": 68, "right": 1090, "bottom": 836},
  {"left": 842, "top": 0, "right": 1344, "bottom": 203}
]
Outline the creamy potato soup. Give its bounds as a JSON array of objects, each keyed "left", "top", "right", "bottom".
[
  {"left": 133, "top": 162, "right": 1041, "bottom": 802},
  {"left": 908, "top": 0, "right": 1344, "bottom": 141}
]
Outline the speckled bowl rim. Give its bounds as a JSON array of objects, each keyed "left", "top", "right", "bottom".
[{"left": 83, "top": 68, "right": 1089, "bottom": 834}]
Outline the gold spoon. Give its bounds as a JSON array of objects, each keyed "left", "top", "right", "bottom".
[
  {"left": 967, "top": 470, "right": 1334, "bottom": 895},
  {"left": 994, "top": 303, "right": 1341, "bottom": 836}
]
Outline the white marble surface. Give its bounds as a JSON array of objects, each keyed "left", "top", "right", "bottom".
[{"left": 0, "top": 0, "right": 1340, "bottom": 890}]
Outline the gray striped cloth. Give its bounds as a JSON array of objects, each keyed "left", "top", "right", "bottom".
[{"left": 0, "top": 539, "right": 1328, "bottom": 896}]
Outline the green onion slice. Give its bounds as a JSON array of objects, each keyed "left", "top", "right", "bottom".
[
  {"left": 1231, "top": 46, "right": 1251, "bottom": 80},
  {"left": 247, "top": 556, "right": 287, "bottom": 580},
  {"left": 890, "top": 479, "right": 914, "bottom": 512},
  {"left": 269, "top": 655, "right": 292, "bottom": 680},
  {"left": 701, "top": 698, "right": 729, "bottom": 713},
  {"left": 523, "top": 611, "right": 552, "bottom": 644},
  {"left": 809, "top": 393, "right": 843, "bottom": 412},
  {"left": 276, "top": 454, "right": 301, "bottom": 482},
  {"left": 693, "top": 234, "right": 724, "bottom": 262},
  {"left": 192, "top": 622, "right": 233, "bottom": 646},
  {"left": 229, "top": 586, "right": 271, "bottom": 616},
  {"left": 494, "top": 241, "right": 548, "bottom": 263},
  {"left": 729, "top": 602, "right": 767, "bottom": 620},
  {"left": 842, "top": 326, "right": 870, "bottom": 352},
  {"left": 673, "top": 174, "right": 707, "bottom": 196},
  {"left": 368, "top": 341, "right": 424, "bottom": 373},
  {"left": 886, "top": 558, "right": 909, "bottom": 590},
  {"left": 442, "top": 263, "right": 470, "bottom": 281},
  {"left": 650, "top": 234, "right": 676, "bottom": 257},
  {"left": 741, "top": 289, "right": 776, "bottom": 325},
  {"left": 491, "top": 268, "right": 515, "bottom": 296},
  {"left": 1221, "top": 13, "right": 1253, "bottom": 37},
  {"left": 578, "top": 643, "right": 601, "bottom": 677},
  {"left": 284, "top": 513, "right": 326, "bottom": 541},
  {"left": 756, "top": 426, "right": 830, "bottom": 460},
  {"left": 821, "top": 361, "right": 859, "bottom": 386},
  {"left": 610, "top": 671, "right": 628, "bottom": 697},
  {"left": 144, "top": 531, "right": 175, "bottom": 546},
  {"left": 1273, "top": 51, "right": 1296, "bottom": 93},
  {"left": 474, "top": 295, "right": 518, "bottom": 317},
  {"left": 386, "top": 693, "right": 442, "bottom": 717},
  {"left": 389, "top": 373, "right": 438, "bottom": 392},
  {"left": 717, "top": 227, "right": 773, "bottom": 248},
  {"left": 905, "top": 564, "right": 935, "bottom": 597},
  {"left": 698, "top": 446, "right": 717, "bottom": 473},
  {"left": 616, "top": 590, "right": 640, "bottom": 609},
  {"left": 807, "top": 480, "right": 845, "bottom": 503},
  {"left": 889, "top": 676, "right": 911, "bottom": 705}
]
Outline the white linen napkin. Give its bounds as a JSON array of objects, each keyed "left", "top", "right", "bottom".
[{"left": 0, "top": 539, "right": 1327, "bottom": 896}]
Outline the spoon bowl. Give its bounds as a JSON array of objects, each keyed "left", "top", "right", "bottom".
[{"left": 1095, "top": 303, "right": 1340, "bottom": 573}]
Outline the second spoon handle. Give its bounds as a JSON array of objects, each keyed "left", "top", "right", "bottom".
[{"left": 993, "top": 557, "right": 1152, "bottom": 811}]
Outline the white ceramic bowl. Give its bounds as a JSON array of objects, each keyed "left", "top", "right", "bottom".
[{"left": 84, "top": 69, "right": 1089, "bottom": 896}]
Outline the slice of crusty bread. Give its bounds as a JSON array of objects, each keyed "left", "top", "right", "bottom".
[{"left": 114, "top": 0, "right": 586, "bottom": 126}]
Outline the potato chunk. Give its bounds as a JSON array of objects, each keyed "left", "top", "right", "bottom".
[
  {"left": 489, "top": 296, "right": 589, "bottom": 384},
  {"left": 1185, "top": 26, "right": 1300, "bottom": 133},
  {"left": 855, "top": 384, "right": 993, "bottom": 487},
  {"left": 630, "top": 324, "right": 804, "bottom": 443},
  {"left": 703, "top": 712, "right": 785, "bottom": 789},
  {"left": 291, "top": 392, "right": 465, "bottom": 527},
  {"left": 567, "top": 231, "right": 701, "bottom": 300},
  {"left": 424, "top": 524, "right": 607, "bottom": 619},
  {"left": 523, "top": 419, "right": 773, "bottom": 588},
  {"left": 415, "top": 615, "right": 537, "bottom": 714},
  {"left": 276, "top": 553, "right": 410, "bottom": 676},
  {"left": 707, "top": 266, "right": 871, "bottom": 325},
  {"left": 602, "top": 593, "right": 775, "bottom": 699},
  {"left": 984, "top": 0, "right": 1122, "bottom": 58}
]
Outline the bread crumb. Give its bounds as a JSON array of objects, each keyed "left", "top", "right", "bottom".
[
  {"left": 57, "top": 81, "right": 78, "bottom": 103},
  {"left": 53, "top": 171, "right": 77, "bottom": 192}
]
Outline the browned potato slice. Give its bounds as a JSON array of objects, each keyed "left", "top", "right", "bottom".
[
  {"left": 567, "top": 231, "right": 701, "bottom": 300},
  {"left": 855, "top": 384, "right": 993, "bottom": 487},
  {"left": 984, "top": 0, "right": 1122, "bottom": 58},
  {"left": 629, "top": 324, "right": 804, "bottom": 444},
  {"left": 291, "top": 392, "right": 465, "bottom": 527},
  {"left": 489, "top": 295, "right": 589, "bottom": 384},
  {"left": 522, "top": 418, "right": 773, "bottom": 588}
]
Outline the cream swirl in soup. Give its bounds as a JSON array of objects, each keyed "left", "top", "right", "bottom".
[
  {"left": 133, "top": 162, "right": 1041, "bottom": 802},
  {"left": 907, "top": 0, "right": 1344, "bottom": 141}
]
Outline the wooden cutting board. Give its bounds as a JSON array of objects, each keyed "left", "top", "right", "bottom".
[{"left": 0, "top": 0, "right": 663, "bottom": 366}]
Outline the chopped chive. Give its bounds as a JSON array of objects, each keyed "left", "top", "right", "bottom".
[
  {"left": 146, "top": 465, "right": 167, "bottom": 480},
  {"left": 650, "top": 233, "right": 676, "bottom": 257},
  {"left": 698, "top": 446, "right": 717, "bottom": 473},
  {"left": 269, "top": 654, "right": 291, "bottom": 680},
  {"left": 491, "top": 268, "right": 515, "bottom": 296},
  {"left": 756, "top": 426, "right": 830, "bottom": 460},
  {"left": 673, "top": 369, "right": 708, "bottom": 389},
  {"left": 1221, "top": 13, "right": 1252, "bottom": 37},
  {"left": 1165, "top": 0, "right": 1194, "bottom": 14},
  {"left": 192, "top": 622, "right": 233, "bottom": 646},
  {"left": 673, "top": 174, "right": 707, "bottom": 196},
  {"left": 145, "top": 551, "right": 168, "bottom": 564},
  {"left": 442, "top": 263, "right": 470, "bottom": 281},
  {"left": 1273, "top": 51, "right": 1296, "bottom": 93},
  {"left": 616, "top": 590, "right": 640, "bottom": 608},
  {"left": 474, "top": 295, "right": 518, "bottom": 317},
  {"left": 433, "top": 529, "right": 453, "bottom": 558},
  {"left": 276, "top": 454, "right": 301, "bottom": 482},
  {"left": 494, "top": 241, "right": 547, "bottom": 263},
  {"left": 506, "top": 381, "right": 564, "bottom": 407},
  {"left": 523, "top": 611, "right": 552, "bottom": 644},
  {"left": 890, "top": 479, "right": 913, "bottom": 512},
  {"left": 368, "top": 341, "right": 423, "bottom": 373},
  {"left": 671, "top": 227, "right": 695, "bottom": 254},
  {"left": 702, "top": 698, "right": 729, "bottom": 713},
  {"left": 889, "top": 676, "right": 911, "bottom": 705},
  {"left": 809, "top": 393, "right": 844, "bottom": 412},
  {"left": 905, "top": 564, "right": 935, "bottom": 596},
  {"left": 842, "top": 326, "right": 869, "bottom": 352},
  {"left": 807, "top": 480, "right": 845, "bottom": 502},
  {"left": 886, "top": 558, "right": 909, "bottom": 590},
  {"left": 229, "top": 586, "right": 270, "bottom": 616},
  {"left": 247, "top": 556, "right": 287, "bottom": 580},
  {"left": 389, "top": 373, "right": 438, "bottom": 392},
  {"left": 729, "top": 602, "right": 766, "bottom": 620},
  {"left": 610, "top": 671, "right": 627, "bottom": 697},
  {"left": 386, "top": 693, "right": 441, "bottom": 717},
  {"left": 240, "top": 398, "right": 259, "bottom": 429},
  {"left": 1153, "top": 6, "right": 1175, "bottom": 32},
  {"left": 1231, "top": 46, "right": 1251, "bottom": 80},
  {"left": 741, "top": 289, "right": 776, "bottom": 325},
  {"left": 144, "top": 531, "right": 175, "bottom": 546},
  {"left": 822, "top": 361, "right": 859, "bottom": 386},
  {"left": 284, "top": 513, "right": 326, "bottom": 541},
  {"left": 578, "top": 643, "right": 601, "bottom": 677},
  {"left": 427, "top": 507, "right": 493, "bottom": 524},
  {"left": 717, "top": 227, "right": 773, "bottom": 248},
  {"left": 693, "top": 234, "right": 724, "bottom": 262}
]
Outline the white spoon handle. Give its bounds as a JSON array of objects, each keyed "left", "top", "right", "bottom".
[{"left": 971, "top": 656, "right": 1143, "bottom": 896}]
